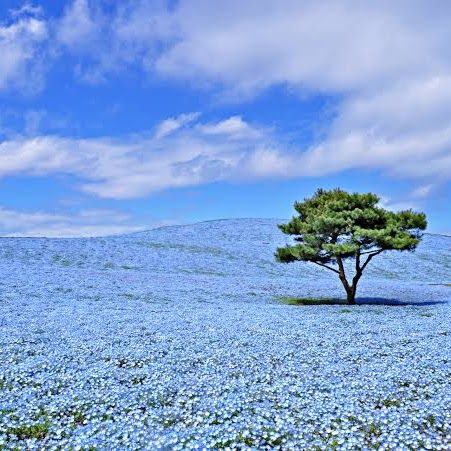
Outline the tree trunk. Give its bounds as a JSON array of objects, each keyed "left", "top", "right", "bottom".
[
  {"left": 339, "top": 274, "right": 358, "bottom": 305},
  {"left": 346, "top": 286, "right": 356, "bottom": 305},
  {"left": 337, "top": 256, "right": 360, "bottom": 305},
  {"left": 348, "top": 270, "right": 362, "bottom": 305},
  {"left": 338, "top": 276, "right": 355, "bottom": 305}
]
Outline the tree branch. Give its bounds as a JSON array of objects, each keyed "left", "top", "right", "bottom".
[
  {"left": 336, "top": 256, "right": 345, "bottom": 275},
  {"left": 336, "top": 256, "right": 350, "bottom": 289},
  {"left": 355, "top": 247, "right": 361, "bottom": 273},
  {"left": 360, "top": 248, "right": 383, "bottom": 255},
  {"left": 360, "top": 249, "right": 384, "bottom": 272},
  {"left": 311, "top": 261, "right": 340, "bottom": 274}
]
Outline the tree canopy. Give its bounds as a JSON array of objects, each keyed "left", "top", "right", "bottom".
[{"left": 275, "top": 188, "right": 427, "bottom": 304}]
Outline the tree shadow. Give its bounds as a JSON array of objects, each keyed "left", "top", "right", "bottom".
[
  {"left": 356, "top": 297, "right": 448, "bottom": 306},
  {"left": 275, "top": 296, "right": 448, "bottom": 307}
]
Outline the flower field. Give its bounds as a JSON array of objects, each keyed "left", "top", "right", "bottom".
[{"left": 0, "top": 219, "right": 450, "bottom": 450}]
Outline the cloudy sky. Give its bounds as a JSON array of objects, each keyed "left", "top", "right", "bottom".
[{"left": 0, "top": 0, "right": 450, "bottom": 236}]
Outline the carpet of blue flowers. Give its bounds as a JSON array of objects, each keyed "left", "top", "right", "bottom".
[{"left": 1, "top": 219, "right": 450, "bottom": 450}]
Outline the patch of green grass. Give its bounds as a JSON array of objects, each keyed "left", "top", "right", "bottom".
[
  {"left": 361, "top": 422, "right": 383, "bottom": 438},
  {"left": 237, "top": 433, "right": 255, "bottom": 446},
  {"left": 373, "top": 397, "right": 403, "bottom": 410},
  {"left": 278, "top": 296, "right": 346, "bottom": 306},
  {"left": 72, "top": 410, "right": 87, "bottom": 426},
  {"left": 426, "top": 414, "right": 436, "bottom": 426},
  {"left": 0, "top": 408, "right": 18, "bottom": 421},
  {"left": 6, "top": 421, "right": 51, "bottom": 440},
  {"left": 0, "top": 381, "right": 14, "bottom": 391},
  {"left": 130, "top": 375, "right": 147, "bottom": 385},
  {"left": 379, "top": 398, "right": 402, "bottom": 408}
]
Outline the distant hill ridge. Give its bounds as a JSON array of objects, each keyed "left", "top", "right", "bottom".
[{"left": 1, "top": 218, "right": 450, "bottom": 286}]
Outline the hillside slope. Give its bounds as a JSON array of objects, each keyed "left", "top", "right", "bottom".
[
  {"left": 0, "top": 219, "right": 450, "bottom": 449},
  {"left": 2, "top": 218, "right": 450, "bottom": 304}
]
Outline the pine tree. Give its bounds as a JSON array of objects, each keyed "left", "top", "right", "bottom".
[{"left": 276, "top": 189, "right": 427, "bottom": 304}]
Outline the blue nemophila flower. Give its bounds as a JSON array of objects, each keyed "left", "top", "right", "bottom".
[{"left": 0, "top": 220, "right": 450, "bottom": 449}]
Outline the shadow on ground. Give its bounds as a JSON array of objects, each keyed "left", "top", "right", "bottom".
[
  {"left": 276, "top": 296, "right": 449, "bottom": 307},
  {"left": 356, "top": 297, "right": 448, "bottom": 306}
]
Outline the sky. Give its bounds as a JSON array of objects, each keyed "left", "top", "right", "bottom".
[{"left": 0, "top": 0, "right": 450, "bottom": 237}]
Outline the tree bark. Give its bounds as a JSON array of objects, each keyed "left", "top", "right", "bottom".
[
  {"left": 340, "top": 279, "right": 356, "bottom": 304},
  {"left": 348, "top": 269, "right": 362, "bottom": 305},
  {"left": 336, "top": 255, "right": 362, "bottom": 305},
  {"left": 336, "top": 256, "right": 354, "bottom": 304},
  {"left": 346, "top": 288, "right": 356, "bottom": 305}
]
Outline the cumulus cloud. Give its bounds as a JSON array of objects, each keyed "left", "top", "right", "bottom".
[
  {"left": 0, "top": 206, "right": 150, "bottom": 237},
  {"left": 0, "top": 11, "right": 48, "bottom": 92}
]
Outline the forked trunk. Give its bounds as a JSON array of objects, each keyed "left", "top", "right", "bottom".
[
  {"left": 337, "top": 256, "right": 360, "bottom": 305},
  {"left": 340, "top": 275, "right": 358, "bottom": 305}
]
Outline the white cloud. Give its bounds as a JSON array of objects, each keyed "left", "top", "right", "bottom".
[
  {"left": 378, "top": 196, "right": 419, "bottom": 212},
  {"left": 151, "top": 1, "right": 448, "bottom": 94},
  {"left": 0, "top": 13, "right": 48, "bottom": 92},
  {"left": 48, "top": 0, "right": 451, "bottom": 189},
  {"left": 0, "top": 115, "right": 280, "bottom": 199},
  {"left": 1, "top": 1, "right": 451, "bottom": 195},
  {"left": 150, "top": 1, "right": 451, "bottom": 186},
  {"left": 10, "top": 3, "right": 44, "bottom": 18},
  {"left": 154, "top": 112, "right": 200, "bottom": 139},
  {"left": 55, "top": 0, "right": 173, "bottom": 83},
  {"left": 0, "top": 206, "right": 151, "bottom": 237},
  {"left": 56, "top": 0, "right": 98, "bottom": 48},
  {"left": 56, "top": 0, "right": 129, "bottom": 84},
  {"left": 411, "top": 184, "right": 434, "bottom": 199},
  {"left": 1, "top": 109, "right": 450, "bottom": 200},
  {"left": 197, "top": 116, "right": 263, "bottom": 140}
]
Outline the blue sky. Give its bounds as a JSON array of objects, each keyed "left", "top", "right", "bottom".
[{"left": 0, "top": 0, "right": 450, "bottom": 236}]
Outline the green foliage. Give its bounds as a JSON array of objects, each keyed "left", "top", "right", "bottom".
[
  {"left": 276, "top": 188, "right": 427, "bottom": 304},
  {"left": 276, "top": 188, "right": 426, "bottom": 265}
]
